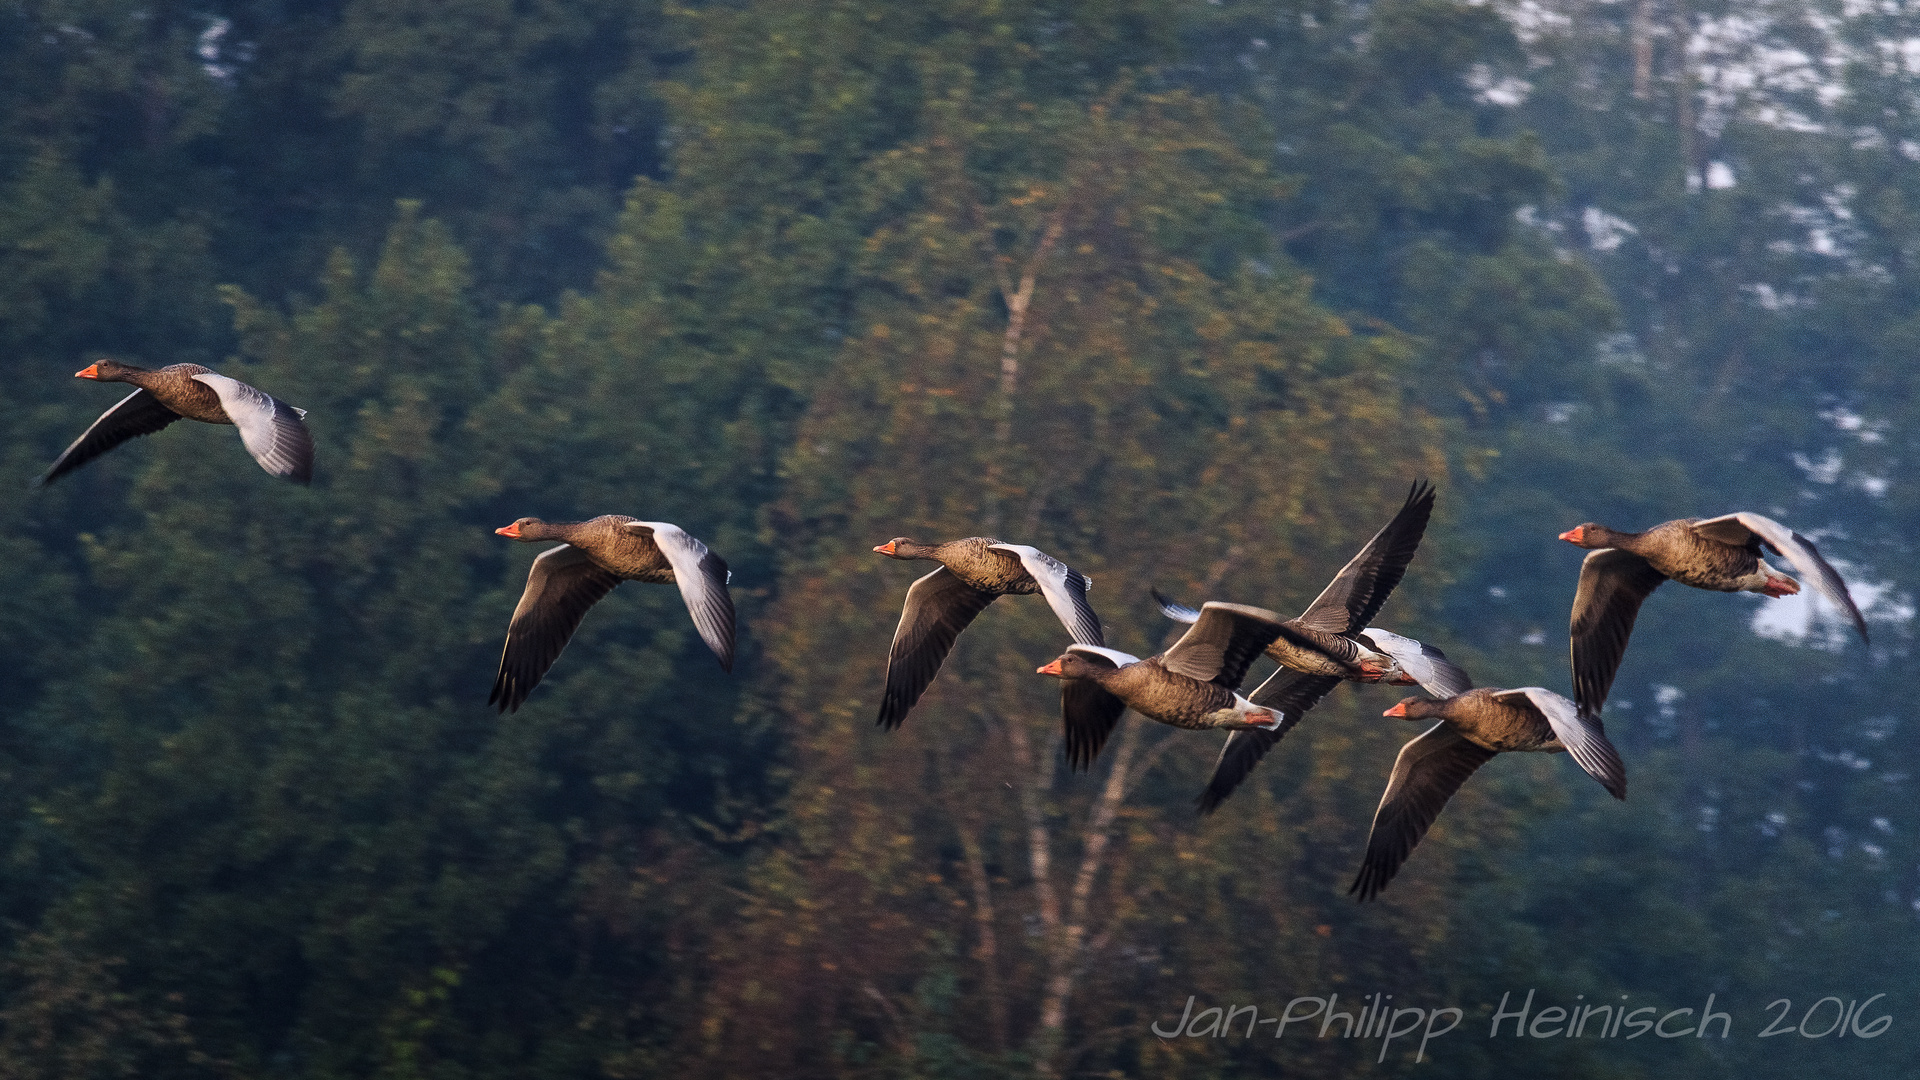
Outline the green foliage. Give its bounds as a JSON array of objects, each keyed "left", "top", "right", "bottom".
[{"left": 0, "top": 0, "right": 1914, "bottom": 1077}]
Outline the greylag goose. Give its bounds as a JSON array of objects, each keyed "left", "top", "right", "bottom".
[
  {"left": 36, "top": 360, "right": 314, "bottom": 486},
  {"left": 1034, "top": 601, "right": 1287, "bottom": 770},
  {"left": 491, "top": 516, "right": 735, "bottom": 712},
  {"left": 1153, "top": 481, "right": 1458, "bottom": 812},
  {"left": 1353, "top": 687, "right": 1626, "bottom": 901},
  {"left": 1561, "top": 513, "right": 1867, "bottom": 717},
  {"left": 873, "top": 537, "right": 1102, "bottom": 728}
]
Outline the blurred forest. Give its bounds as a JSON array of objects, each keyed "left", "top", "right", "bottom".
[{"left": 2, "top": 0, "right": 1917, "bottom": 1075}]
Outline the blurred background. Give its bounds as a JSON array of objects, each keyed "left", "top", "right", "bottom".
[{"left": 1, "top": 0, "right": 1915, "bottom": 1075}]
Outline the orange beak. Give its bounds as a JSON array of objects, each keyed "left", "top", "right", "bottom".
[
  {"left": 1036, "top": 659, "right": 1065, "bottom": 676},
  {"left": 495, "top": 523, "right": 522, "bottom": 539},
  {"left": 1558, "top": 526, "right": 1584, "bottom": 544},
  {"left": 873, "top": 541, "right": 897, "bottom": 555},
  {"left": 74, "top": 363, "right": 101, "bottom": 380},
  {"left": 1382, "top": 702, "right": 1409, "bottom": 718}
]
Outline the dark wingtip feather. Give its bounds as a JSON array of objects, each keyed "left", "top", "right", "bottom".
[
  {"left": 1347, "top": 870, "right": 1381, "bottom": 903},
  {"left": 1149, "top": 587, "right": 1200, "bottom": 623},
  {"left": 487, "top": 677, "right": 521, "bottom": 714}
]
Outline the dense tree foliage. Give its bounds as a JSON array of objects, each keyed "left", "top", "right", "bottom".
[{"left": 1, "top": 0, "right": 1915, "bottom": 1076}]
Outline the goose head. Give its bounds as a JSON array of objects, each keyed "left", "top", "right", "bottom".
[
  {"left": 1035, "top": 652, "right": 1114, "bottom": 680},
  {"left": 1383, "top": 696, "right": 1446, "bottom": 721},
  {"left": 1557, "top": 523, "right": 1622, "bottom": 549},
  {"left": 873, "top": 537, "right": 932, "bottom": 559},
  {"left": 75, "top": 358, "right": 140, "bottom": 382},
  {"left": 495, "top": 517, "right": 549, "bottom": 541}
]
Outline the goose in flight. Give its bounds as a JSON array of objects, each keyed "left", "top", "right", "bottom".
[
  {"left": 1153, "top": 481, "right": 1458, "bottom": 811},
  {"left": 1034, "top": 601, "right": 1288, "bottom": 770},
  {"left": 1352, "top": 687, "right": 1626, "bottom": 902},
  {"left": 873, "top": 537, "right": 1101, "bottom": 728},
  {"left": 36, "top": 359, "right": 313, "bottom": 486},
  {"left": 1560, "top": 513, "right": 1867, "bottom": 717},
  {"left": 491, "top": 516, "right": 736, "bottom": 712}
]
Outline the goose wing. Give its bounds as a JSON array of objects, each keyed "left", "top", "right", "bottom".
[
  {"left": 1349, "top": 722, "right": 1497, "bottom": 902},
  {"left": 876, "top": 567, "right": 997, "bottom": 729},
  {"left": 1151, "top": 588, "right": 1203, "bottom": 625},
  {"left": 1295, "top": 480, "right": 1436, "bottom": 634},
  {"left": 989, "top": 543, "right": 1103, "bottom": 645},
  {"left": 1692, "top": 512, "right": 1867, "bottom": 642},
  {"left": 1568, "top": 547, "right": 1667, "bottom": 718},
  {"left": 1358, "top": 628, "right": 1473, "bottom": 697},
  {"left": 1160, "top": 602, "right": 1288, "bottom": 689},
  {"left": 1191, "top": 667, "right": 1343, "bottom": 814},
  {"left": 191, "top": 373, "right": 314, "bottom": 483},
  {"left": 34, "top": 389, "right": 183, "bottom": 487},
  {"left": 1492, "top": 688, "right": 1627, "bottom": 799},
  {"left": 626, "top": 521, "right": 736, "bottom": 672},
  {"left": 1059, "top": 645, "right": 1139, "bottom": 771},
  {"left": 490, "top": 544, "right": 622, "bottom": 713}
]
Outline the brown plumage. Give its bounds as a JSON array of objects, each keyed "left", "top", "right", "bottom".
[
  {"left": 1352, "top": 687, "right": 1626, "bottom": 902},
  {"left": 874, "top": 536, "right": 1101, "bottom": 729},
  {"left": 490, "top": 515, "right": 735, "bottom": 712},
  {"left": 1035, "top": 603, "right": 1288, "bottom": 770},
  {"left": 1561, "top": 513, "right": 1867, "bottom": 717},
  {"left": 36, "top": 359, "right": 314, "bottom": 486}
]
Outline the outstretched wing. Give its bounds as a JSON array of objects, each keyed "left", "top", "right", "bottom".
[
  {"left": 1568, "top": 548, "right": 1667, "bottom": 718},
  {"left": 876, "top": 567, "right": 997, "bottom": 729},
  {"left": 491, "top": 544, "right": 622, "bottom": 713},
  {"left": 1060, "top": 646, "right": 1135, "bottom": 771},
  {"left": 1160, "top": 602, "right": 1287, "bottom": 689},
  {"left": 1492, "top": 687, "right": 1627, "bottom": 800},
  {"left": 1196, "top": 729, "right": 1286, "bottom": 815},
  {"left": 34, "top": 389, "right": 183, "bottom": 488},
  {"left": 1693, "top": 512, "right": 1868, "bottom": 643},
  {"left": 192, "top": 372, "right": 315, "bottom": 483},
  {"left": 989, "top": 543, "right": 1103, "bottom": 646},
  {"left": 1191, "top": 667, "right": 1343, "bottom": 814},
  {"left": 1295, "top": 480, "right": 1436, "bottom": 634},
  {"left": 627, "top": 521, "right": 737, "bottom": 672},
  {"left": 1358, "top": 628, "right": 1473, "bottom": 698},
  {"left": 1349, "top": 723, "right": 1497, "bottom": 902}
]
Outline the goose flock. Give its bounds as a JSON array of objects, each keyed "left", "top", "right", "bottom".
[{"left": 39, "top": 361, "right": 1871, "bottom": 902}]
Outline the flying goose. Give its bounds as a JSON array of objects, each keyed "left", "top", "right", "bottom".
[
  {"left": 1561, "top": 513, "right": 1867, "bottom": 717},
  {"left": 1034, "top": 601, "right": 1288, "bottom": 770},
  {"left": 491, "top": 516, "right": 735, "bottom": 712},
  {"left": 1153, "top": 481, "right": 1457, "bottom": 811},
  {"left": 36, "top": 360, "right": 314, "bottom": 486},
  {"left": 873, "top": 537, "right": 1101, "bottom": 728},
  {"left": 1352, "top": 687, "right": 1626, "bottom": 901}
]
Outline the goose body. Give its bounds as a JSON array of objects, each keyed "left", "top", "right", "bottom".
[
  {"left": 490, "top": 515, "right": 735, "bottom": 712},
  {"left": 1035, "top": 602, "right": 1287, "bottom": 770},
  {"left": 873, "top": 536, "right": 1101, "bottom": 728},
  {"left": 1352, "top": 687, "right": 1626, "bottom": 902},
  {"left": 1561, "top": 513, "right": 1867, "bottom": 717},
  {"left": 36, "top": 359, "right": 314, "bottom": 485}
]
